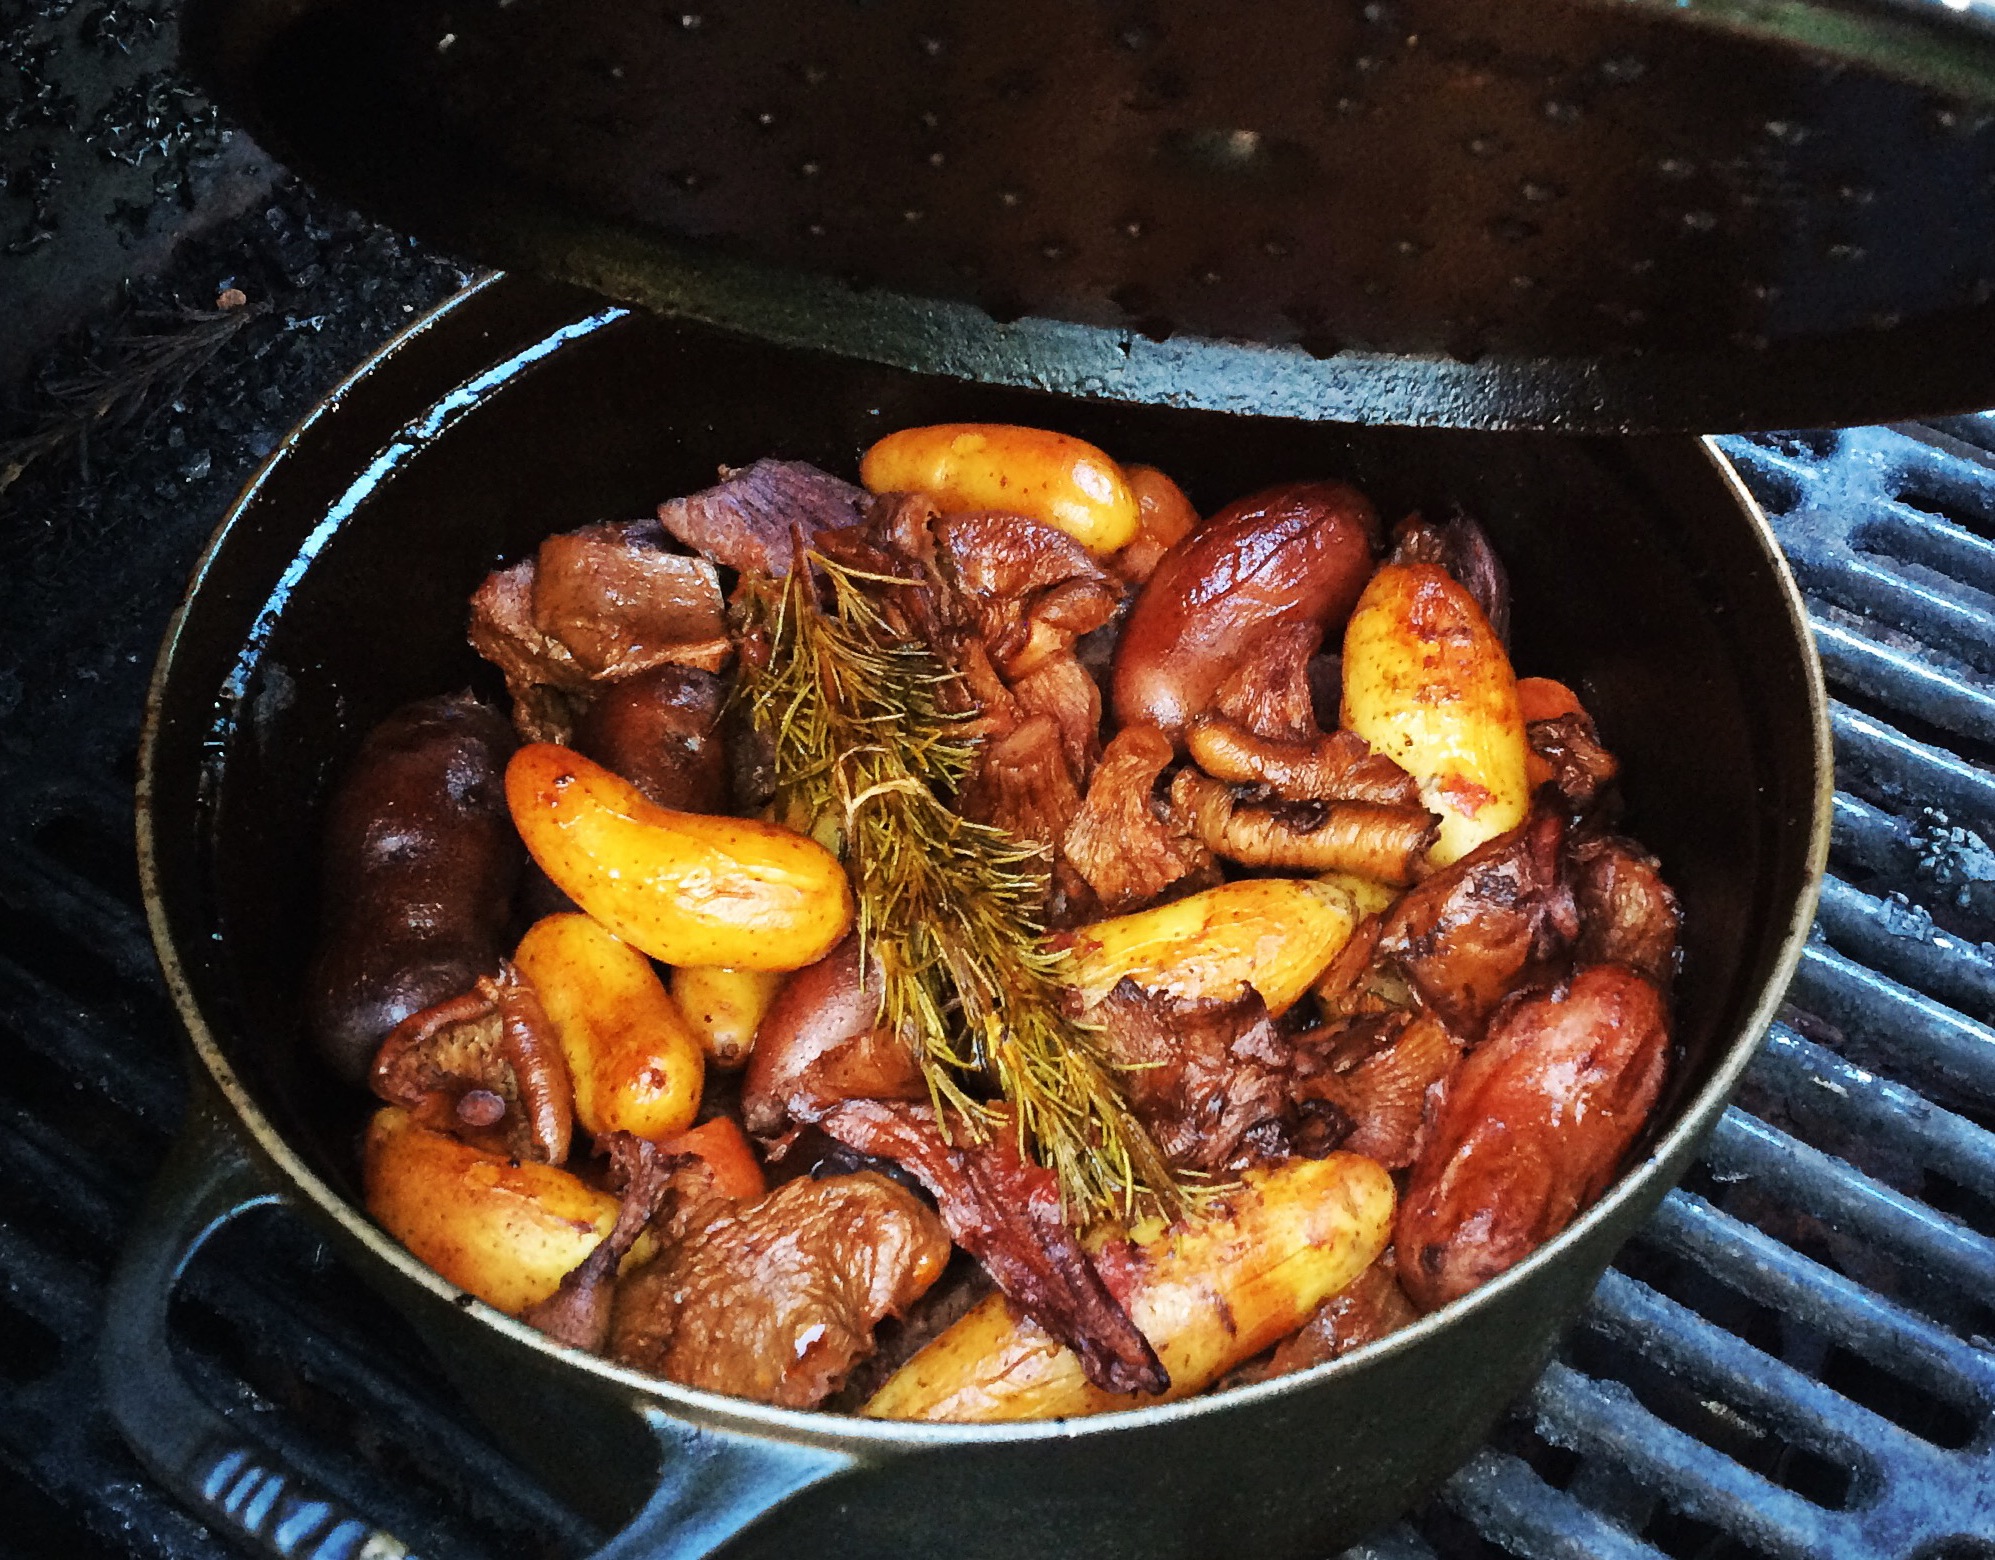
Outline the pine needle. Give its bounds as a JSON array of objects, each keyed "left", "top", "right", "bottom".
[{"left": 740, "top": 554, "right": 1183, "bottom": 1224}]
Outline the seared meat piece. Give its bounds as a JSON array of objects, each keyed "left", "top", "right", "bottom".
[
  {"left": 608, "top": 1170, "right": 950, "bottom": 1407},
  {"left": 524, "top": 1134, "right": 682, "bottom": 1352},
  {"left": 1397, "top": 964, "right": 1669, "bottom": 1311},
  {"left": 1372, "top": 807, "right": 1578, "bottom": 1034},
  {"left": 467, "top": 559, "right": 588, "bottom": 742},
  {"left": 1170, "top": 770, "right": 1438, "bottom": 885},
  {"left": 468, "top": 519, "right": 729, "bottom": 743},
  {"left": 1208, "top": 620, "right": 1321, "bottom": 743},
  {"left": 1529, "top": 711, "right": 1621, "bottom": 813},
  {"left": 1061, "top": 725, "right": 1214, "bottom": 913},
  {"left": 1186, "top": 718, "right": 1423, "bottom": 808},
  {"left": 938, "top": 512, "right": 1121, "bottom": 680},
  {"left": 1292, "top": 1010, "right": 1464, "bottom": 1170},
  {"left": 740, "top": 936, "right": 925, "bottom": 1141},
  {"left": 655, "top": 458, "right": 871, "bottom": 577},
  {"left": 534, "top": 520, "right": 732, "bottom": 678},
  {"left": 1093, "top": 980, "right": 1295, "bottom": 1173},
  {"left": 956, "top": 713, "right": 1084, "bottom": 857},
  {"left": 818, "top": 1098, "right": 1169, "bottom": 1397},
  {"left": 370, "top": 965, "right": 573, "bottom": 1165},
  {"left": 572, "top": 664, "right": 727, "bottom": 813},
  {"left": 1568, "top": 833, "right": 1682, "bottom": 986},
  {"left": 1389, "top": 510, "right": 1510, "bottom": 648}
]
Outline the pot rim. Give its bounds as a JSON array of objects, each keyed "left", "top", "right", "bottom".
[{"left": 136, "top": 272, "right": 1834, "bottom": 1454}]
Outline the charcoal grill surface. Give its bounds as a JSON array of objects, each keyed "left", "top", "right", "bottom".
[{"left": 6, "top": 65, "right": 1995, "bottom": 1560}]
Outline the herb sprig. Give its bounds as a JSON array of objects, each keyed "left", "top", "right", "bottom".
[{"left": 740, "top": 554, "right": 1180, "bottom": 1223}]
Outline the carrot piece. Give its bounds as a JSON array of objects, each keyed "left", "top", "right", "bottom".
[
  {"left": 662, "top": 1116, "right": 767, "bottom": 1200},
  {"left": 1515, "top": 676, "right": 1585, "bottom": 725}
]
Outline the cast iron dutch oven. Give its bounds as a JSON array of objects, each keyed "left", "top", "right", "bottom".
[{"left": 114, "top": 271, "right": 1830, "bottom": 1560}]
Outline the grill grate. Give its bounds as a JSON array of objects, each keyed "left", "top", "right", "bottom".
[{"left": 6, "top": 305, "right": 1995, "bottom": 1557}]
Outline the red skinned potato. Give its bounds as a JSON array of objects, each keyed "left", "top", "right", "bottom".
[
  {"left": 1396, "top": 964, "right": 1670, "bottom": 1312},
  {"left": 1112, "top": 481, "right": 1380, "bottom": 742},
  {"left": 307, "top": 694, "right": 522, "bottom": 1085}
]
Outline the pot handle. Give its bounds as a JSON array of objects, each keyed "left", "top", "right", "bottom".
[
  {"left": 105, "top": 1087, "right": 860, "bottom": 1560},
  {"left": 99, "top": 1086, "right": 416, "bottom": 1560},
  {"left": 593, "top": 1412, "right": 856, "bottom": 1560}
]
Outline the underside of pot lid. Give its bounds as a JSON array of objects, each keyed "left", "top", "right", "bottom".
[{"left": 185, "top": 0, "right": 1995, "bottom": 432}]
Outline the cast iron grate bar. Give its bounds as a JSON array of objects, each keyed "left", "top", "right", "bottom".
[{"left": 6, "top": 421, "right": 1995, "bottom": 1559}]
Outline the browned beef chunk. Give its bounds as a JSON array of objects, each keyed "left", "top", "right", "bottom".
[
  {"left": 607, "top": 1170, "right": 950, "bottom": 1407},
  {"left": 1568, "top": 832, "right": 1682, "bottom": 985},
  {"left": 654, "top": 458, "right": 871, "bottom": 577},
  {"left": 1093, "top": 980, "right": 1295, "bottom": 1174},
  {"left": 938, "top": 512, "right": 1121, "bottom": 681},
  {"left": 1186, "top": 718, "right": 1423, "bottom": 808},
  {"left": 816, "top": 1099, "right": 1168, "bottom": 1397},
  {"left": 467, "top": 560, "right": 588, "bottom": 743},
  {"left": 468, "top": 519, "right": 729, "bottom": 743},
  {"left": 1208, "top": 620, "right": 1321, "bottom": 742},
  {"left": 740, "top": 936, "right": 926, "bottom": 1142},
  {"left": 1292, "top": 1010, "right": 1464, "bottom": 1170},
  {"left": 1061, "top": 725, "right": 1214, "bottom": 913},
  {"left": 534, "top": 520, "right": 732, "bottom": 677},
  {"left": 1390, "top": 510, "right": 1510, "bottom": 647},
  {"left": 523, "top": 1134, "right": 683, "bottom": 1352},
  {"left": 1372, "top": 807, "right": 1578, "bottom": 1035},
  {"left": 572, "top": 664, "right": 728, "bottom": 813},
  {"left": 1529, "top": 711, "right": 1621, "bottom": 813},
  {"left": 1264, "top": 1254, "right": 1419, "bottom": 1378}
]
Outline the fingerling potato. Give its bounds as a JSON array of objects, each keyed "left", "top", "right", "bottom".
[
  {"left": 363, "top": 1105, "right": 618, "bottom": 1314},
  {"left": 506, "top": 743, "right": 853, "bottom": 971},
  {"left": 860, "top": 423, "right": 1139, "bottom": 556},
  {"left": 1341, "top": 562, "right": 1529, "bottom": 866},
  {"left": 514, "top": 912, "right": 705, "bottom": 1143},
  {"left": 864, "top": 1152, "right": 1395, "bottom": 1420}
]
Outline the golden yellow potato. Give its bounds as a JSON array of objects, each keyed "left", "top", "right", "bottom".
[
  {"left": 859, "top": 423, "right": 1139, "bottom": 556},
  {"left": 1316, "top": 870, "right": 1402, "bottom": 918},
  {"left": 864, "top": 1152, "right": 1395, "bottom": 1421},
  {"left": 506, "top": 744, "right": 853, "bottom": 971},
  {"left": 1341, "top": 562, "right": 1529, "bottom": 866},
  {"left": 671, "top": 964, "right": 788, "bottom": 1071},
  {"left": 1065, "top": 878, "right": 1357, "bottom": 1015},
  {"left": 514, "top": 912, "right": 705, "bottom": 1142},
  {"left": 363, "top": 1106, "right": 617, "bottom": 1315}
]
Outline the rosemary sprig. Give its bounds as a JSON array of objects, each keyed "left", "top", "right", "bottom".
[{"left": 741, "top": 554, "right": 1182, "bottom": 1224}]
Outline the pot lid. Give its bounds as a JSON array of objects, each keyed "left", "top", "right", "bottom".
[{"left": 186, "top": 0, "right": 1995, "bottom": 432}]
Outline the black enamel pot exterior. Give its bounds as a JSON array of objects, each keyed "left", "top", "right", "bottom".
[{"left": 124, "top": 274, "right": 1830, "bottom": 1560}]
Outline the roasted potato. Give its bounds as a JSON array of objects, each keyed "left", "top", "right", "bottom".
[
  {"left": 506, "top": 743, "right": 853, "bottom": 971},
  {"left": 671, "top": 964, "right": 788, "bottom": 1071},
  {"left": 1341, "top": 562, "right": 1530, "bottom": 866},
  {"left": 863, "top": 1152, "right": 1395, "bottom": 1420},
  {"left": 860, "top": 423, "right": 1140, "bottom": 556},
  {"left": 1065, "top": 878, "right": 1358, "bottom": 1016},
  {"left": 363, "top": 1105, "right": 619, "bottom": 1314},
  {"left": 513, "top": 912, "right": 705, "bottom": 1143}
]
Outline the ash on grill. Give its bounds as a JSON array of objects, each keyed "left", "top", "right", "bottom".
[{"left": 6, "top": 40, "right": 1995, "bottom": 1560}]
